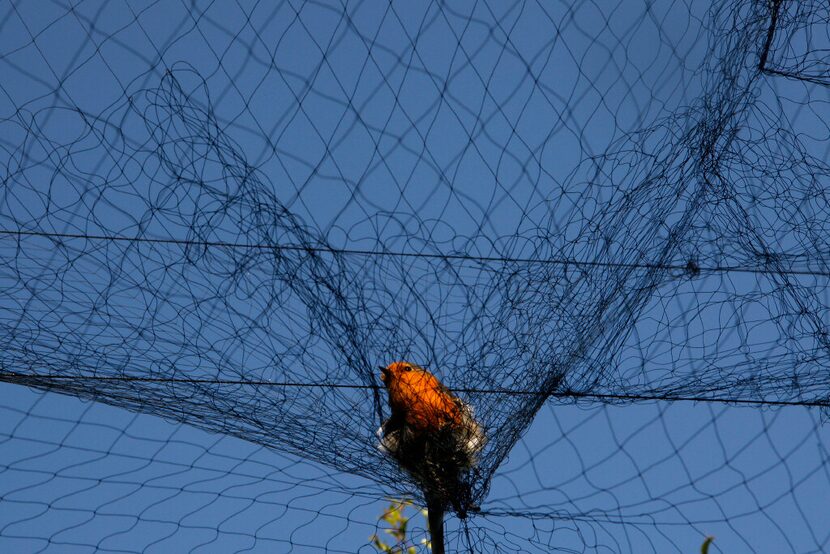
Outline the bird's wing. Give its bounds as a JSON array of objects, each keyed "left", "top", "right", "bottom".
[{"left": 453, "top": 397, "right": 487, "bottom": 462}]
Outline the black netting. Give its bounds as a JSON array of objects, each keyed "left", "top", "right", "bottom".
[{"left": 1, "top": 0, "right": 829, "bottom": 552}]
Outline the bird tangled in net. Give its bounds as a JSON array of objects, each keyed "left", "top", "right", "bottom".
[
  {"left": 1, "top": 0, "right": 829, "bottom": 552},
  {"left": 378, "top": 362, "right": 486, "bottom": 552}
]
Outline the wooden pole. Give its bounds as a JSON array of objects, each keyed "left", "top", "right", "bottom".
[{"left": 426, "top": 498, "right": 445, "bottom": 554}]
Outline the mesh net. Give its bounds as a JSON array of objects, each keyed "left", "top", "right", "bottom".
[{"left": 1, "top": 0, "right": 829, "bottom": 552}]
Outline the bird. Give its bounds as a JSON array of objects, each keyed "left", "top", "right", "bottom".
[{"left": 377, "top": 361, "right": 486, "bottom": 554}]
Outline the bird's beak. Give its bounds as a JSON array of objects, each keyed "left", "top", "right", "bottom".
[{"left": 378, "top": 365, "right": 389, "bottom": 383}]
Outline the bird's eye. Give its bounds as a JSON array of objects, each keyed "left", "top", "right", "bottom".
[{"left": 404, "top": 365, "right": 412, "bottom": 372}]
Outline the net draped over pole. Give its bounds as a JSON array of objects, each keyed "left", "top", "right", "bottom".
[{"left": 1, "top": 1, "right": 829, "bottom": 552}]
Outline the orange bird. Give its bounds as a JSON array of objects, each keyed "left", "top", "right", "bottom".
[{"left": 378, "top": 361, "right": 485, "bottom": 554}]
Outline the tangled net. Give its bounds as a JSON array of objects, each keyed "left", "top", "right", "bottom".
[{"left": 1, "top": 0, "right": 829, "bottom": 552}]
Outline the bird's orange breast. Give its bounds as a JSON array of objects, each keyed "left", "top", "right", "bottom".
[{"left": 386, "top": 370, "right": 463, "bottom": 432}]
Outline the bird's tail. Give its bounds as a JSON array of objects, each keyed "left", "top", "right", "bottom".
[{"left": 426, "top": 497, "right": 445, "bottom": 554}]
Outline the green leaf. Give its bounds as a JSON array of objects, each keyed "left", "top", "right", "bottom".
[{"left": 371, "top": 499, "right": 429, "bottom": 553}]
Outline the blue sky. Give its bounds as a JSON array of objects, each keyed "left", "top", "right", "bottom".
[{"left": 1, "top": 1, "right": 829, "bottom": 552}]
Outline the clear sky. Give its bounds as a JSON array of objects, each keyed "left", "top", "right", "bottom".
[{"left": 1, "top": 1, "right": 828, "bottom": 553}]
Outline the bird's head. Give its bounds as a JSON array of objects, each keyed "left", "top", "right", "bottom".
[{"left": 379, "top": 361, "right": 417, "bottom": 385}]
